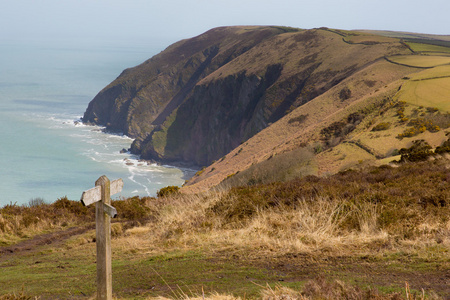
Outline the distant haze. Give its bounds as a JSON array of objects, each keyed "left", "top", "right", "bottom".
[{"left": 1, "top": 0, "right": 449, "bottom": 46}]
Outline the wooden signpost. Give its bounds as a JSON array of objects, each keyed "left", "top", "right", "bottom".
[{"left": 81, "top": 175, "right": 123, "bottom": 300}]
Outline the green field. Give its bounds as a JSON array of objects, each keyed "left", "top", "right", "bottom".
[
  {"left": 406, "top": 42, "right": 450, "bottom": 54},
  {"left": 397, "top": 65, "right": 450, "bottom": 111}
]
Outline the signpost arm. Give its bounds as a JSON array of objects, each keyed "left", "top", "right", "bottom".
[{"left": 95, "top": 175, "right": 112, "bottom": 300}]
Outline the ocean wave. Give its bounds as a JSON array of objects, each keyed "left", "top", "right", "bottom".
[{"left": 24, "top": 110, "right": 191, "bottom": 199}]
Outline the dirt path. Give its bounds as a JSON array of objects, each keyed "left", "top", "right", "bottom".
[{"left": 0, "top": 225, "right": 94, "bottom": 260}]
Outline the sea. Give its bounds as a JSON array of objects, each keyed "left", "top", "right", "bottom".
[{"left": 0, "top": 37, "right": 195, "bottom": 206}]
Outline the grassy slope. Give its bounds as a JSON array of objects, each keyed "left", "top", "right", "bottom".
[
  {"left": 183, "top": 60, "right": 419, "bottom": 193},
  {"left": 183, "top": 29, "right": 450, "bottom": 193},
  {"left": 1, "top": 159, "right": 449, "bottom": 299},
  {"left": 406, "top": 42, "right": 450, "bottom": 54},
  {"left": 354, "top": 30, "right": 450, "bottom": 42},
  {"left": 387, "top": 55, "right": 450, "bottom": 68},
  {"left": 396, "top": 65, "right": 450, "bottom": 111}
]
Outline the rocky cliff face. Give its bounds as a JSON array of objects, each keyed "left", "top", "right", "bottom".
[
  {"left": 83, "top": 26, "right": 284, "bottom": 136},
  {"left": 83, "top": 26, "right": 409, "bottom": 167}
]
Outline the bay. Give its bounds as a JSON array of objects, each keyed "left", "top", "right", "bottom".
[{"left": 0, "top": 38, "right": 194, "bottom": 206}]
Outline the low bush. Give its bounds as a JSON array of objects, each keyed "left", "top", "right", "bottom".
[
  {"left": 339, "top": 87, "right": 352, "bottom": 100},
  {"left": 398, "top": 139, "right": 433, "bottom": 162},
  {"left": 112, "top": 196, "right": 154, "bottom": 219},
  {"left": 320, "top": 112, "right": 366, "bottom": 146},
  {"left": 372, "top": 122, "right": 391, "bottom": 131},
  {"left": 211, "top": 159, "right": 449, "bottom": 241},
  {"left": 288, "top": 114, "right": 308, "bottom": 124},
  {"left": 0, "top": 196, "right": 156, "bottom": 243},
  {"left": 157, "top": 185, "right": 180, "bottom": 198}
]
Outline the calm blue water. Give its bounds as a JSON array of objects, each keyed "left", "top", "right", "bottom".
[{"left": 0, "top": 38, "right": 194, "bottom": 206}]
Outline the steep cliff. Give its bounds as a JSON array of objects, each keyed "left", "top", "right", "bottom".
[
  {"left": 83, "top": 26, "right": 285, "bottom": 136},
  {"left": 83, "top": 26, "right": 410, "bottom": 167}
]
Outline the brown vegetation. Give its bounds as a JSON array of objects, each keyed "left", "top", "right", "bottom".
[
  {"left": 4, "top": 159, "right": 449, "bottom": 256},
  {"left": 1, "top": 158, "right": 449, "bottom": 298}
]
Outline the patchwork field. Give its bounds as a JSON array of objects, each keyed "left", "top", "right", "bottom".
[{"left": 396, "top": 65, "right": 450, "bottom": 111}]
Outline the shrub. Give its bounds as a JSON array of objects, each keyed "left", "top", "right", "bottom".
[
  {"left": 53, "top": 196, "right": 90, "bottom": 217},
  {"left": 339, "top": 87, "right": 351, "bottom": 100},
  {"left": 425, "top": 112, "right": 450, "bottom": 129},
  {"left": 320, "top": 112, "right": 366, "bottom": 146},
  {"left": 195, "top": 167, "right": 206, "bottom": 176},
  {"left": 157, "top": 185, "right": 180, "bottom": 198},
  {"left": 372, "top": 122, "right": 391, "bottom": 131},
  {"left": 397, "top": 116, "right": 443, "bottom": 139},
  {"left": 398, "top": 139, "right": 433, "bottom": 162},
  {"left": 435, "top": 135, "right": 450, "bottom": 154},
  {"left": 112, "top": 196, "right": 153, "bottom": 219},
  {"left": 288, "top": 114, "right": 308, "bottom": 124}
]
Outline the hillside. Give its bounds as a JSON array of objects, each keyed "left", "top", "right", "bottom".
[
  {"left": 82, "top": 26, "right": 450, "bottom": 191},
  {"left": 83, "top": 26, "right": 291, "bottom": 166},
  {"left": 83, "top": 26, "right": 413, "bottom": 167},
  {"left": 182, "top": 29, "right": 450, "bottom": 193},
  {"left": 2, "top": 26, "right": 449, "bottom": 299}
]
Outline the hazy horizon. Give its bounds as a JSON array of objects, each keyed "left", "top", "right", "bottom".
[{"left": 1, "top": 0, "right": 449, "bottom": 48}]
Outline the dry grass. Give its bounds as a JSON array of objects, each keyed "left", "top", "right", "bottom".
[
  {"left": 1, "top": 160, "right": 449, "bottom": 299},
  {"left": 0, "top": 197, "right": 94, "bottom": 245},
  {"left": 3, "top": 160, "right": 449, "bottom": 259},
  {"left": 184, "top": 58, "right": 418, "bottom": 194},
  {"left": 113, "top": 159, "right": 450, "bottom": 259},
  {"left": 408, "top": 65, "right": 450, "bottom": 80},
  {"left": 0, "top": 196, "right": 155, "bottom": 246},
  {"left": 399, "top": 79, "right": 450, "bottom": 111},
  {"left": 220, "top": 147, "right": 317, "bottom": 188},
  {"left": 128, "top": 278, "right": 443, "bottom": 300},
  {"left": 0, "top": 293, "right": 38, "bottom": 300},
  {"left": 396, "top": 66, "right": 450, "bottom": 111},
  {"left": 344, "top": 34, "right": 400, "bottom": 44},
  {"left": 386, "top": 55, "right": 450, "bottom": 68}
]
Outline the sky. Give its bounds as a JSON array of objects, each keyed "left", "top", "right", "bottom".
[{"left": 1, "top": 0, "right": 449, "bottom": 47}]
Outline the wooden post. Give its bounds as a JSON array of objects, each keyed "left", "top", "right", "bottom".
[
  {"left": 81, "top": 176, "right": 123, "bottom": 300},
  {"left": 95, "top": 176, "right": 112, "bottom": 300}
]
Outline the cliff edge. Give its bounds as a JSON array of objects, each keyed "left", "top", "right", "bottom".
[{"left": 83, "top": 26, "right": 410, "bottom": 167}]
